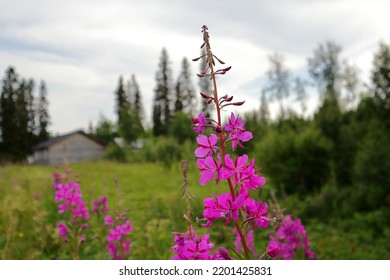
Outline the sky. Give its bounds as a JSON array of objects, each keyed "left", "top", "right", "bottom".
[{"left": 0, "top": 0, "right": 389, "bottom": 134}]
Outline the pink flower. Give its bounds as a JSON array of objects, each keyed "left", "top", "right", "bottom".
[
  {"left": 54, "top": 181, "right": 89, "bottom": 220},
  {"left": 270, "top": 215, "right": 316, "bottom": 260},
  {"left": 266, "top": 241, "right": 280, "bottom": 258},
  {"left": 244, "top": 198, "right": 270, "bottom": 228},
  {"left": 172, "top": 231, "right": 214, "bottom": 260},
  {"left": 195, "top": 134, "right": 218, "bottom": 158},
  {"left": 197, "top": 156, "right": 222, "bottom": 185},
  {"left": 106, "top": 219, "right": 133, "bottom": 260},
  {"left": 220, "top": 154, "right": 249, "bottom": 184},
  {"left": 192, "top": 113, "right": 207, "bottom": 133},
  {"left": 212, "top": 247, "right": 232, "bottom": 260},
  {"left": 202, "top": 193, "right": 245, "bottom": 227},
  {"left": 224, "top": 112, "right": 253, "bottom": 151},
  {"left": 58, "top": 222, "right": 68, "bottom": 237},
  {"left": 220, "top": 154, "right": 266, "bottom": 190},
  {"left": 91, "top": 196, "right": 109, "bottom": 215},
  {"left": 57, "top": 222, "right": 69, "bottom": 243},
  {"left": 104, "top": 215, "right": 113, "bottom": 227}
]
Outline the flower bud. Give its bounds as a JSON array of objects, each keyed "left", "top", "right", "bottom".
[
  {"left": 191, "top": 117, "right": 199, "bottom": 124},
  {"left": 233, "top": 101, "right": 245, "bottom": 106},
  {"left": 266, "top": 241, "right": 280, "bottom": 258},
  {"left": 200, "top": 92, "right": 211, "bottom": 100}
]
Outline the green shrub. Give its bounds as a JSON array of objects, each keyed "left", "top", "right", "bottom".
[{"left": 254, "top": 126, "right": 332, "bottom": 195}]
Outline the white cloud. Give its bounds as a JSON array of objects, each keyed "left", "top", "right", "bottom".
[{"left": 0, "top": 0, "right": 389, "bottom": 133}]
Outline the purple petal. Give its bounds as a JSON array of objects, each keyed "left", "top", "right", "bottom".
[
  {"left": 196, "top": 135, "right": 209, "bottom": 146},
  {"left": 195, "top": 147, "right": 209, "bottom": 158}
]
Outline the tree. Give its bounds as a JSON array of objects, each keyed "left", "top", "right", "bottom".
[
  {"left": 114, "top": 76, "right": 126, "bottom": 123},
  {"left": 175, "top": 57, "right": 196, "bottom": 114},
  {"left": 198, "top": 49, "right": 212, "bottom": 117},
  {"left": 36, "top": 80, "right": 50, "bottom": 143},
  {"left": 25, "top": 79, "right": 36, "bottom": 146},
  {"left": 263, "top": 53, "right": 291, "bottom": 119},
  {"left": 259, "top": 89, "right": 270, "bottom": 123},
  {"left": 0, "top": 67, "right": 19, "bottom": 160},
  {"left": 15, "top": 79, "right": 29, "bottom": 159},
  {"left": 152, "top": 48, "right": 173, "bottom": 136},
  {"left": 293, "top": 77, "right": 308, "bottom": 116},
  {"left": 341, "top": 62, "right": 360, "bottom": 109},
  {"left": 131, "top": 74, "right": 144, "bottom": 123},
  {"left": 371, "top": 42, "right": 390, "bottom": 110},
  {"left": 94, "top": 115, "right": 117, "bottom": 144},
  {"left": 308, "top": 41, "right": 343, "bottom": 100}
]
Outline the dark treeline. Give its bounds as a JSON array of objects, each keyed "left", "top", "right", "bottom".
[{"left": 0, "top": 67, "right": 50, "bottom": 162}]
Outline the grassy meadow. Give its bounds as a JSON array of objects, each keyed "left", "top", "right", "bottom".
[{"left": 0, "top": 160, "right": 389, "bottom": 260}]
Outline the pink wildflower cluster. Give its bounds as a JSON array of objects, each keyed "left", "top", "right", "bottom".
[
  {"left": 270, "top": 215, "right": 316, "bottom": 259},
  {"left": 54, "top": 181, "right": 89, "bottom": 219},
  {"left": 194, "top": 113, "right": 270, "bottom": 231},
  {"left": 53, "top": 180, "right": 89, "bottom": 243},
  {"left": 171, "top": 231, "right": 231, "bottom": 260},
  {"left": 91, "top": 196, "right": 109, "bottom": 215},
  {"left": 105, "top": 215, "right": 133, "bottom": 260}
]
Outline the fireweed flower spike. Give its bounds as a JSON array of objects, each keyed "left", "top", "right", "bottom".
[
  {"left": 270, "top": 215, "right": 316, "bottom": 260},
  {"left": 53, "top": 172, "right": 89, "bottom": 259},
  {"left": 174, "top": 25, "right": 315, "bottom": 260}
]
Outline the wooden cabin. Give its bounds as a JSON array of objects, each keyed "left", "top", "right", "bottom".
[{"left": 32, "top": 130, "right": 106, "bottom": 165}]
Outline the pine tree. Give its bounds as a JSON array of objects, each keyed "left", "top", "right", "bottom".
[
  {"left": 131, "top": 74, "right": 144, "bottom": 120},
  {"left": 0, "top": 67, "right": 19, "bottom": 160},
  {"left": 119, "top": 76, "right": 144, "bottom": 145},
  {"left": 36, "top": 80, "right": 50, "bottom": 143},
  {"left": 175, "top": 57, "right": 196, "bottom": 114},
  {"left": 114, "top": 76, "right": 126, "bottom": 123},
  {"left": 153, "top": 48, "right": 173, "bottom": 136},
  {"left": 25, "top": 79, "right": 36, "bottom": 148},
  {"left": 16, "top": 79, "right": 29, "bottom": 159}
]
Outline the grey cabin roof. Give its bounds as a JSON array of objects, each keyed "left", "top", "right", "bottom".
[{"left": 33, "top": 130, "right": 106, "bottom": 151}]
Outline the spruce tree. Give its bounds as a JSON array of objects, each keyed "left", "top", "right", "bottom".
[
  {"left": 25, "top": 79, "right": 36, "bottom": 148},
  {"left": 131, "top": 74, "right": 144, "bottom": 120},
  {"left": 36, "top": 80, "right": 50, "bottom": 143},
  {"left": 175, "top": 57, "right": 196, "bottom": 114},
  {"left": 152, "top": 48, "right": 173, "bottom": 136},
  {"left": 118, "top": 74, "right": 144, "bottom": 145},
  {"left": 114, "top": 76, "right": 126, "bottom": 123},
  {"left": 15, "top": 79, "right": 29, "bottom": 159},
  {"left": 0, "top": 67, "right": 19, "bottom": 160}
]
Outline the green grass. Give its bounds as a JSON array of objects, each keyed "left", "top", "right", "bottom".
[{"left": 1, "top": 161, "right": 389, "bottom": 259}]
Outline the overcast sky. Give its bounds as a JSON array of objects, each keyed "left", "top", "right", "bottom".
[{"left": 1, "top": 0, "right": 389, "bottom": 134}]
